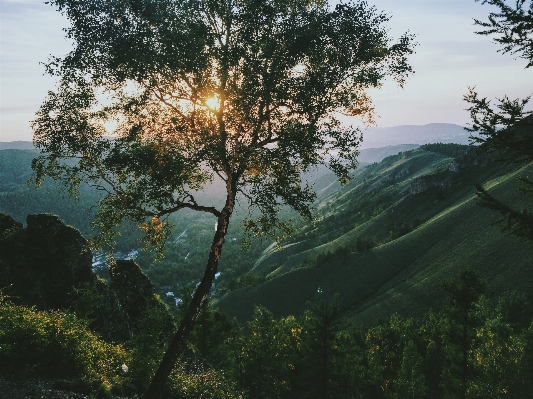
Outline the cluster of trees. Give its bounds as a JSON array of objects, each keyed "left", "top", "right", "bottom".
[
  {"left": 181, "top": 271, "right": 533, "bottom": 399},
  {"left": 5, "top": 270, "right": 531, "bottom": 398},
  {"left": 300, "top": 213, "right": 426, "bottom": 269},
  {"left": 420, "top": 143, "right": 470, "bottom": 158},
  {"left": 183, "top": 283, "right": 505, "bottom": 399},
  {"left": 135, "top": 213, "right": 270, "bottom": 295},
  {"left": 386, "top": 219, "right": 423, "bottom": 242}
]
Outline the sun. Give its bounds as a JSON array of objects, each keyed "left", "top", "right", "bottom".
[{"left": 205, "top": 96, "right": 219, "bottom": 110}]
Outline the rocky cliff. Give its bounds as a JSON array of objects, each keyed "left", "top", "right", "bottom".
[
  {"left": 0, "top": 213, "right": 95, "bottom": 309},
  {"left": 0, "top": 212, "right": 174, "bottom": 342}
]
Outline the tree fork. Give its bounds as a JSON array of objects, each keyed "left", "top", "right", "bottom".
[{"left": 142, "top": 204, "right": 233, "bottom": 399}]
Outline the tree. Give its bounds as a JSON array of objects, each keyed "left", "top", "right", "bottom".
[
  {"left": 419, "top": 312, "right": 446, "bottom": 399},
  {"left": 396, "top": 340, "right": 426, "bottom": 399},
  {"left": 187, "top": 299, "right": 241, "bottom": 371},
  {"left": 440, "top": 270, "right": 485, "bottom": 399},
  {"left": 32, "top": 0, "right": 415, "bottom": 396},
  {"left": 465, "top": 0, "right": 533, "bottom": 242},
  {"left": 329, "top": 329, "right": 365, "bottom": 399},
  {"left": 469, "top": 299, "right": 524, "bottom": 399},
  {"left": 241, "top": 306, "right": 300, "bottom": 399},
  {"left": 366, "top": 314, "right": 416, "bottom": 399},
  {"left": 474, "top": 0, "right": 533, "bottom": 68},
  {"left": 299, "top": 296, "right": 347, "bottom": 399}
]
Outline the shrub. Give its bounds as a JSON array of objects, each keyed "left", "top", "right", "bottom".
[
  {"left": 0, "top": 301, "right": 131, "bottom": 394},
  {"left": 354, "top": 236, "right": 376, "bottom": 252},
  {"left": 166, "top": 362, "right": 244, "bottom": 399}
]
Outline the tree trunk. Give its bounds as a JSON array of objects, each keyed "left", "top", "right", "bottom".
[{"left": 142, "top": 203, "right": 233, "bottom": 399}]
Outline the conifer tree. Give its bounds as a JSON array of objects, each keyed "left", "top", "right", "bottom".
[
  {"left": 466, "top": 0, "right": 533, "bottom": 242},
  {"left": 419, "top": 312, "right": 445, "bottom": 399},
  {"left": 299, "top": 296, "right": 346, "bottom": 399},
  {"left": 440, "top": 270, "right": 485, "bottom": 399}
]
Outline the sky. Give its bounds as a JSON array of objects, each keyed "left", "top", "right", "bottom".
[{"left": 0, "top": 0, "right": 531, "bottom": 142}]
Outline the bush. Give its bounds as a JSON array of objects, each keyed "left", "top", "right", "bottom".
[
  {"left": 166, "top": 362, "right": 244, "bottom": 399},
  {"left": 420, "top": 143, "right": 469, "bottom": 158},
  {"left": 354, "top": 236, "right": 376, "bottom": 252},
  {"left": 0, "top": 301, "right": 131, "bottom": 395}
]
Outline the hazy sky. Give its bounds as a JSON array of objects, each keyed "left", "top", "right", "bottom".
[{"left": 1, "top": 0, "right": 531, "bottom": 142}]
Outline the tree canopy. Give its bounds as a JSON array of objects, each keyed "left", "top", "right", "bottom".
[
  {"left": 466, "top": 0, "right": 533, "bottom": 242},
  {"left": 32, "top": 0, "right": 415, "bottom": 396},
  {"left": 474, "top": 0, "right": 533, "bottom": 68},
  {"left": 33, "top": 0, "right": 413, "bottom": 247},
  {"left": 468, "top": 0, "right": 533, "bottom": 161}
]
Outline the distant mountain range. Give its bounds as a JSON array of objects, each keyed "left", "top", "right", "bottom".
[
  {"left": 360, "top": 123, "right": 469, "bottom": 149},
  {"left": 0, "top": 123, "right": 469, "bottom": 151},
  {"left": 0, "top": 141, "right": 35, "bottom": 150}
]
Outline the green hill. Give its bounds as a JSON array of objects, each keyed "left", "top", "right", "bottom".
[
  {"left": 216, "top": 144, "right": 533, "bottom": 326},
  {"left": 0, "top": 149, "right": 100, "bottom": 233},
  {"left": 4, "top": 144, "right": 532, "bottom": 327},
  {"left": 0, "top": 144, "right": 420, "bottom": 290}
]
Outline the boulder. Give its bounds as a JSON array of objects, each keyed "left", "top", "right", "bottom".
[
  {"left": 0, "top": 213, "right": 94, "bottom": 309},
  {"left": 109, "top": 259, "right": 175, "bottom": 340},
  {"left": 109, "top": 259, "right": 157, "bottom": 320},
  {"left": 0, "top": 213, "right": 22, "bottom": 235},
  {"left": 410, "top": 175, "right": 450, "bottom": 195},
  {"left": 25, "top": 214, "right": 94, "bottom": 286}
]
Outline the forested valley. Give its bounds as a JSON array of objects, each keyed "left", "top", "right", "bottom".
[{"left": 2, "top": 139, "right": 533, "bottom": 398}]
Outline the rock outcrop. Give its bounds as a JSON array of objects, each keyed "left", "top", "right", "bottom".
[
  {"left": 0, "top": 212, "right": 175, "bottom": 342},
  {"left": 109, "top": 259, "right": 175, "bottom": 340},
  {"left": 448, "top": 149, "right": 489, "bottom": 172},
  {"left": 0, "top": 213, "right": 95, "bottom": 309},
  {"left": 410, "top": 175, "right": 451, "bottom": 195}
]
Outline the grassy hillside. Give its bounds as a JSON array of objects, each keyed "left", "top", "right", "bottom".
[
  {"left": 0, "top": 145, "right": 417, "bottom": 292},
  {"left": 6, "top": 143, "right": 530, "bottom": 327},
  {"left": 216, "top": 145, "right": 533, "bottom": 326}
]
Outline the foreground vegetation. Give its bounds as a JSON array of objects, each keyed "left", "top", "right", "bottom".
[{"left": 2, "top": 269, "right": 533, "bottom": 398}]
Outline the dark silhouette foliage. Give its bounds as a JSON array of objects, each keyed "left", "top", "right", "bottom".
[{"left": 466, "top": 0, "right": 533, "bottom": 243}]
